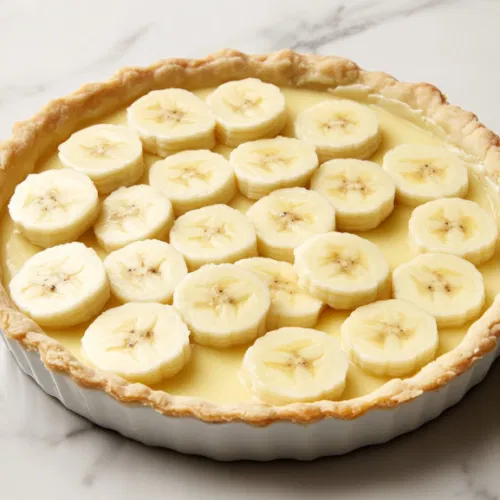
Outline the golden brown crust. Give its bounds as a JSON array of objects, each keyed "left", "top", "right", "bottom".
[{"left": 1, "top": 49, "right": 499, "bottom": 425}]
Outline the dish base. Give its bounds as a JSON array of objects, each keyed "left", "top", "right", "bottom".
[{"left": 2, "top": 332, "right": 497, "bottom": 461}]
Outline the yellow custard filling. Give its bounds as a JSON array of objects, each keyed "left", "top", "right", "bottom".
[{"left": 2, "top": 87, "right": 500, "bottom": 404}]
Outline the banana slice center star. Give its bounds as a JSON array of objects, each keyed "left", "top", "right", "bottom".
[
  {"left": 106, "top": 318, "right": 157, "bottom": 355},
  {"left": 224, "top": 92, "right": 263, "bottom": 116},
  {"left": 249, "top": 149, "right": 294, "bottom": 173},
  {"left": 270, "top": 276, "right": 298, "bottom": 295},
  {"left": 411, "top": 266, "right": 463, "bottom": 299},
  {"left": 321, "top": 247, "right": 367, "bottom": 278},
  {"left": 144, "top": 102, "right": 193, "bottom": 126},
  {"left": 167, "top": 162, "right": 212, "bottom": 187},
  {"left": 80, "top": 137, "right": 124, "bottom": 159},
  {"left": 364, "top": 314, "right": 415, "bottom": 350},
  {"left": 107, "top": 202, "right": 144, "bottom": 229},
  {"left": 120, "top": 256, "right": 165, "bottom": 283},
  {"left": 327, "top": 174, "right": 375, "bottom": 199},
  {"left": 400, "top": 159, "right": 447, "bottom": 183},
  {"left": 264, "top": 340, "right": 324, "bottom": 381},
  {"left": 195, "top": 279, "right": 251, "bottom": 318},
  {"left": 22, "top": 263, "right": 81, "bottom": 299},
  {"left": 270, "top": 203, "right": 312, "bottom": 232},
  {"left": 186, "top": 218, "right": 233, "bottom": 248},
  {"left": 28, "top": 188, "right": 66, "bottom": 218},
  {"left": 267, "top": 275, "right": 301, "bottom": 305},
  {"left": 428, "top": 209, "right": 476, "bottom": 242},
  {"left": 319, "top": 115, "right": 358, "bottom": 135}
]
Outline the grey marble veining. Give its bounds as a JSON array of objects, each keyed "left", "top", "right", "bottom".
[
  {"left": 258, "top": 0, "right": 456, "bottom": 51},
  {"left": 1, "top": 0, "right": 500, "bottom": 498}
]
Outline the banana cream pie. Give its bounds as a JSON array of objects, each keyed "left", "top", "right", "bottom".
[{"left": 1, "top": 50, "right": 500, "bottom": 427}]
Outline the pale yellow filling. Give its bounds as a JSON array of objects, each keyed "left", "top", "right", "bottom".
[{"left": 2, "top": 87, "right": 500, "bottom": 404}]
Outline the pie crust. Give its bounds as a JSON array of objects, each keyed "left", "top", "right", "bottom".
[{"left": 1, "top": 49, "right": 500, "bottom": 426}]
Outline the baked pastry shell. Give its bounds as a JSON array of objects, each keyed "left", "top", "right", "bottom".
[{"left": 1, "top": 49, "right": 499, "bottom": 429}]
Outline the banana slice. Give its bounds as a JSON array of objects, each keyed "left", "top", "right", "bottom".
[
  {"left": 169, "top": 204, "right": 257, "bottom": 271},
  {"left": 94, "top": 185, "right": 174, "bottom": 252},
  {"left": 8, "top": 169, "right": 99, "bottom": 248},
  {"left": 341, "top": 299, "right": 438, "bottom": 377},
  {"left": 58, "top": 124, "right": 144, "bottom": 194},
  {"left": 148, "top": 150, "right": 236, "bottom": 216},
  {"left": 206, "top": 78, "right": 287, "bottom": 147},
  {"left": 81, "top": 302, "right": 191, "bottom": 384},
  {"left": 9, "top": 242, "right": 110, "bottom": 328},
  {"left": 173, "top": 263, "right": 270, "bottom": 348},
  {"left": 241, "top": 327, "right": 348, "bottom": 405},
  {"left": 382, "top": 144, "right": 469, "bottom": 206},
  {"left": 294, "top": 232, "right": 390, "bottom": 309},
  {"left": 236, "top": 257, "right": 324, "bottom": 330},
  {"left": 104, "top": 239, "right": 187, "bottom": 304},
  {"left": 294, "top": 99, "right": 381, "bottom": 163},
  {"left": 229, "top": 137, "right": 318, "bottom": 200},
  {"left": 310, "top": 159, "right": 395, "bottom": 231},
  {"left": 392, "top": 253, "right": 485, "bottom": 327},
  {"left": 127, "top": 88, "right": 215, "bottom": 157},
  {"left": 246, "top": 187, "right": 336, "bottom": 263},
  {"left": 408, "top": 198, "right": 498, "bottom": 266}
]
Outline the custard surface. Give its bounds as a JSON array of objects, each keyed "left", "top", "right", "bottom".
[{"left": 2, "top": 87, "right": 499, "bottom": 404}]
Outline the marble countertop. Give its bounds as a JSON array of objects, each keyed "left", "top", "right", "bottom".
[{"left": 1, "top": 0, "right": 500, "bottom": 498}]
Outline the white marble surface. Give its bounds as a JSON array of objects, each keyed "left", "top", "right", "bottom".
[{"left": 1, "top": 0, "right": 500, "bottom": 497}]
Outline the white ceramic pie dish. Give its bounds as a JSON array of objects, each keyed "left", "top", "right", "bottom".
[
  {"left": 3, "top": 331, "right": 497, "bottom": 460},
  {"left": 3, "top": 50, "right": 500, "bottom": 461}
]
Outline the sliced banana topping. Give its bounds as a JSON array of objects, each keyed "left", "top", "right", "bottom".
[
  {"left": 382, "top": 144, "right": 469, "bottom": 206},
  {"left": 104, "top": 239, "right": 187, "bottom": 304},
  {"left": 169, "top": 204, "right": 257, "bottom": 270},
  {"left": 241, "top": 327, "right": 348, "bottom": 405},
  {"left": 229, "top": 137, "right": 318, "bottom": 200},
  {"left": 294, "top": 99, "right": 381, "bottom": 163},
  {"left": 81, "top": 302, "right": 191, "bottom": 384},
  {"left": 236, "top": 257, "right": 324, "bottom": 330},
  {"left": 9, "top": 242, "right": 110, "bottom": 328},
  {"left": 392, "top": 253, "right": 485, "bottom": 327},
  {"left": 12, "top": 77, "right": 499, "bottom": 405},
  {"left": 173, "top": 263, "right": 270, "bottom": 347},
  {"left": 8, "top": 169, "right": 99, "bottom": 248},
  {"left": 58, "top": 124, "right": 144, "bottom": 194},
  {"left": 206, "top": 78, "right": 287, "bottom": 147},
  {"left": 148, "top": 150, "right": 236, "bottom": 216},
  {"left": 341, "top": 299, "right": 438, "bottom": 377},
  {"left": 294, "top": 232, "right": 390, "bottom": 309},
  {"left": 94, "top": 185, "right": 174, "bottom": 252},
  {"left": 310, "top": 159, "right": 395, "bottom": 231},
  {"left": 127, "top": 88, "right": 216, "bottom": 157},
  {"left": 408, "top": 198, "right": 498, "bottom": 266},
  {"left": 246, "top": 187, "right": 335, "bottom": 262}
]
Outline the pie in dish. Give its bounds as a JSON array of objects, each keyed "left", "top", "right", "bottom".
[{"left": 1, "top": 50, "right": 500, "bottom": 426}]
